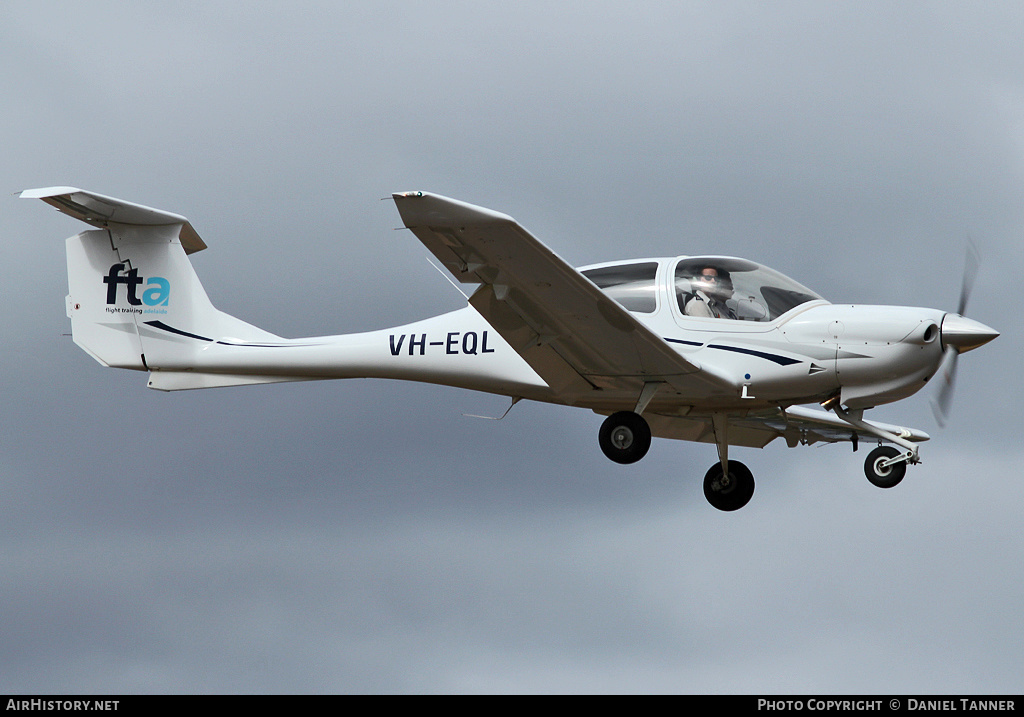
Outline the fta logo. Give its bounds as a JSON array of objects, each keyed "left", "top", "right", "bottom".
[{"left": 103, "top": 263, "right": 170, "bottom": 306}]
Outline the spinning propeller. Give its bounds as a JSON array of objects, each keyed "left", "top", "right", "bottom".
[{"left": 931, "top": 243, "right": 998, "bottom": 426}]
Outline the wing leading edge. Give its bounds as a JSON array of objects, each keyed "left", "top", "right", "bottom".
[{"left": 392, "top": 191, "right": 731, "bottom": 403}]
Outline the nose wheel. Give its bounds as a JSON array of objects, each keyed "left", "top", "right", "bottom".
[
  {"left": 703, "top": 460, "right": 755, "bottom": 511},
  {"left": 864, "top": 445, "right": 907, "bottom": 488},
  {"left": 598, "top": 411, "right": 652, "bottom": 464}
]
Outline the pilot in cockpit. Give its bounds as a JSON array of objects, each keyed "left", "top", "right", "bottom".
[{"left": 684, "top": 266, "right": 738, "bottom": 319}]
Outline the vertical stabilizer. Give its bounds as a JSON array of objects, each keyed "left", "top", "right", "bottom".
[{"left": 25, "top": 187, "right": 280, "bottom": 372}]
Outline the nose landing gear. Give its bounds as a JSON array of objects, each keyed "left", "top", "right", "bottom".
[
  {"left": 830, "top": 405, "right": 918, "bottom": 490},
  {"left": 863, "top": 445, "right": 907, "bottom": 488}
]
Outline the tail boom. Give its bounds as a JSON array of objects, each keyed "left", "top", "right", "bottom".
[
  {"left": 27, "top": 187, "right": 549, "bottom": 398},
  {"left": 141, "top": 308, "right": 552, "bottom": 398}
]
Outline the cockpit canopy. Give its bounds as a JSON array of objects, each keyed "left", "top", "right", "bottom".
[
  {"left": 580, "top": 256, "right": 825, "bottom": 322},
  {"left": 579, "top": 261, "right": 661, "bottom": 313},
  {"left": 675, "top": 256, "right": 824, "bottom": 322}
]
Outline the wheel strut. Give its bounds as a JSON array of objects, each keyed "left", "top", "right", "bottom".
[{"left": 831, "top": 405, "right": 921, "bottom": 468}]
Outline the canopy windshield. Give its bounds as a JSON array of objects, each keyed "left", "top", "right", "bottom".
[{"left": 674, "top": 256, "right": 825, "bottom": 322}]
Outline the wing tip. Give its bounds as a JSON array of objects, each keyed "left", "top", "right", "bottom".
[
  {"left": 391, "top": 191, "right": 515, "bottom": 227},
  {"left": 20, "top": 186, "right": 81, "bottom": 200}
]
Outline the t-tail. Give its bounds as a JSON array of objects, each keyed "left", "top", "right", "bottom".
[
  {"left": 23, "top": 187, "right": 549, "bottom": 397},
  {"left": 24, "top": 187, "right": 312, "bottom": 390}
]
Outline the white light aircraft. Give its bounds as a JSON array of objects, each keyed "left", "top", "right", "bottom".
[{"left": 24, "top": 187, "right": 999, "bottom": 511}]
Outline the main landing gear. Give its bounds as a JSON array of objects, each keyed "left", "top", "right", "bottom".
[
  {"left": 703, "top": 460, "right": 755, "bottom": 512},
  {"left": 596, "top": 406, "right": 917, "bottom": 511},
  {"left": 598, "top": 410, "right": 755, "bottom": 512},
  {"left": 598, "top": 411, "right": 652, "bottom": 464}
]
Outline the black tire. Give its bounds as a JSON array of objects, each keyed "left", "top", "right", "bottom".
[
  {"left": 703, "top": 460, "right": 755, "bottom": 511},
  {"left": 598, "top": 411, "right": 652, "bottom": 464},
  {"left": 864, "top": 445, "right": 906, "bottom": 488}
]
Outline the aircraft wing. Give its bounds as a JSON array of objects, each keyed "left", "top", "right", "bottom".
[
  {"left": 774, "top": 405, "right": 929, "bottom": 445},
  {"left": 641, "top": 405, "right": 930, "bottom": 450},
  {"left": 392, "top": 192, "right": 728, "bottom": 399}
]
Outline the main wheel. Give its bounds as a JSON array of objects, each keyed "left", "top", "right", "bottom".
[
  {"left": 598, "top": 411, "right": 652, "bottom": 464},
  {"left": 864, "top": 445, "right": 906, "bottom": 488},
  {"left": 703, "top": 460, "right": 755, "bottom": 511}
]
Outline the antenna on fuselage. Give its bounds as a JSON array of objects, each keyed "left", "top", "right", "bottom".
[{"left": 463, "top": 397, "right": 521, "bottom": 420}]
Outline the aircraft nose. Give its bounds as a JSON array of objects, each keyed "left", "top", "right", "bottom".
[{"left": 941, "top": 313, "right": 1000, "bottom": 353}]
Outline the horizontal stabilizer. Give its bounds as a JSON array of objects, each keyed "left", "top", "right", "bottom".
[
  {"left": 147, "top": 372, "right": 313, "bottom": 392},
  {"left": 21, "top": 187, "right": 207, "bottom": 254}
]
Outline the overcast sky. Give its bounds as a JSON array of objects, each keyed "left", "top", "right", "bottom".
[{"left": 1, "top": 1, "right": 1021, "bottom": 694}]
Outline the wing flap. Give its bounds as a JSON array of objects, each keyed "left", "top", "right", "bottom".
[{"left": 644, "top": 412, "right": 780, "bottom": 448}]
